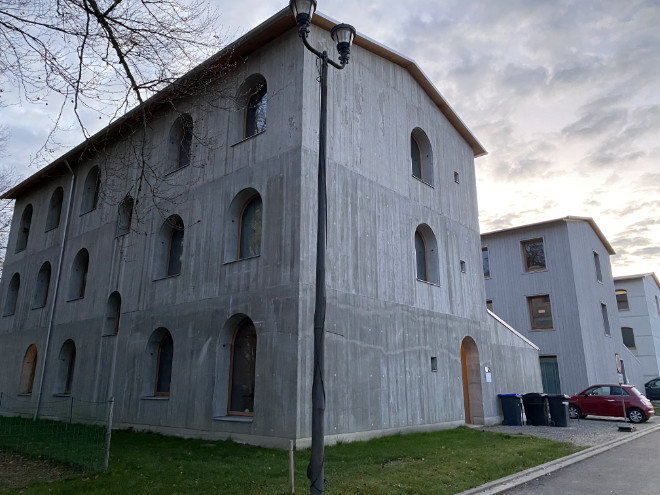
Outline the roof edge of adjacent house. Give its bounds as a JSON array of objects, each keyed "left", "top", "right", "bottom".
[
  {"left": 487, "top": 309, "right": 540, "bottom": 351},
  {"left": 481, "top": 216, "right": 615, "bottom": 255},
  {"left": 2, "top": 8, "right": 485, "bottom": 200},
  {"left": 614, "top": 272, "right": 660, "bottom": 291}
]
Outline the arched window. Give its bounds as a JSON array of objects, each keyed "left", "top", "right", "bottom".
[
  {"left": 33, "top": 262, "right": 51, "bottom": 309},
  {"left": 168, "top": 114, "right": 193, "bottom": 171},
  {"left": 410, "top": 128, "right": 433, "bottom": 185},
  {"left": 15, "top": 204, "right": 33, "bottom": 252},
  {"left": 238, "top": 195, "right": 262, "bottom": 259},
  {"left": 621, "top": 327, "right": 636, "bottom": 350},
  {"left": 45, "top": 187, "right": 64, "bottom": 231},
  {"left": 146, "top": 328, "right": 173, "bottom": 397},
  {"left": 81, "top": 167, "right": 101, "bottom": 214},
  {"left": 415, "top": 230, "right": 427, "bottom": 281},
  {"left": 116, "top": 196, "right": 134, "bottom": 236},
  {"left": 615, "top": 289, "right": 630, "bottom": 311},
  {"left": 57, "top": 339, "right": 76, "bottom": 395},
  {"left": 4, "top": 273, "right": 20, "bottom": 316},
  {"left": 224, "top": 189, "right": 263, "bottom": 262},
  {"left": 103, "top": 291, "right": 121, "bottom": 336},
  {"left": 235, "top": 75, "right": 267, "bottom": 141},
  {"left": 228, "top": 319, "right": 257, "bottom": 416},
  {"left": 154, "top": 215, "right": 184, "bottom": 279},
  {"left": 414, "top": 224, "right": 440, "bottom": 284},
  {"left": 19, "top": 344, "right": 38, "bottom": 395},
  {"left": 68, "top": 249, "right": 89, "bottom": 300}
]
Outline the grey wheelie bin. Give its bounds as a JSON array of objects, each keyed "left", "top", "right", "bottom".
[
  {"left": 498, "top": 394, "right": 524, "bottom": 426},
  {"left": 547, "top": 394, "right": 570, "bottom": 427},
  {"left": 522, "top": 393, "right": 549, "bottom": 426}
]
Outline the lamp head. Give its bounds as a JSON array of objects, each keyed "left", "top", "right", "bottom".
[
  {"left": 289, "top": 0, "right": 317, "bottom": 33},
  {"left": 330, "top": 23, "right": 356, "bottom": 64}
]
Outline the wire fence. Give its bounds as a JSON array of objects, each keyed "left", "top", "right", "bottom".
[{"left": 0, "top": 393, "right": 114, "bottom": 472}]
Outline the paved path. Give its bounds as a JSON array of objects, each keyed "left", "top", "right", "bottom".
[{"left": 502, "top": 428, "right": 660, "bottom": 495}]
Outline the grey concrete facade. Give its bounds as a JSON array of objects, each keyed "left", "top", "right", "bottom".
[
  {"left": 614, "top": 273, "right": 660, "bottom": 382},
  {"left": 0, "top": 9, "right": 541, "bottom": 448},
  {"left": 482, "top": 217, "right": 644, "bottom": 396}
]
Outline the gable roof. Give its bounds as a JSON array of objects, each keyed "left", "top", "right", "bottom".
[
  {"left": 481, "top": 216, "right": 615, "bottom": 255},
  {"left": 3, "top": 7, "right": 485, "bottom": 200}
]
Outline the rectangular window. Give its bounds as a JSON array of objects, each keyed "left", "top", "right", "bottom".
[
  {"left": 593, "top": 251, "right": 602, "bottom": 282},
  {"left": 486, "top": 300, "right": 493, "bottom": 312},
  {"left": 601, "top": 303, "right": 611, "bottom": 336},
  {"left": 522, "top": 238, "right": 546, "bottom": 272},
  {"left": 528, "top": 295, "right": 553, "bottom": 329},
  {"left": 482, "top": 247, "right": 490, "bottom": 278},
  {"left": 656, "top": 295, "right": 660, "bottom": 316},
  {"left": 430, "top": 356, "right": 438, "bottom": 372},
  {"left": 621, "top": 327, "right": 636, "bottom": 350},
  {"left": 615, "top": 289, "right": 629, "bottom": 311},
  {"left": 460, "top": 260, "right": 466, "bottom": 273}
]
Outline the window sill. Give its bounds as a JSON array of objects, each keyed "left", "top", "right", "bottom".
[
  {"left": 44, "top": 226, "right": 59, "bottom": 233},
  {"left": 411, "top": 175, "right": 434, "bottom": 188},
  {"left": 223, "top": 254, "right": 260, "bottom": 266},
  {"left": 17, "top": 393, "right": 32, "bottom": 397},
  {"left": 153, "top": 273, "right": 181, "bottom": 282},
  {"left": 231, "top": 130, "right": 265, "bottom": 147},
  {"left": 67, "top": 297, "right": 84, "bottom": 302},
  {"left": 79, "top": 208, "right": 97, "bottom": 217},
  {"left": 213, "top": 415, "right": 253, "bottom": 423},
  {"left": 101, "top": 333, "right": 118, "bottom": 338},
  {"left": 2, "top": 313, "right": 15, "bottom": 318},
  {"left": 164, "top": 164, "right": 190, "bottom": 178},
  {"left": 416, "top": 279, "right": 440, "bottom": 287},
  {"left": 31, "top": 305, "right": 46, "bottom": 311},
  {"left": 530, "top": 328, "right": 555, "bottom": 331},
  {"left": 523, "top": 268, "right": 548, "bottom": 274},
  {"left": 141, "top": 396, "right": 170, "bottom": 401},
  {"left": 53, "top": 393, "right": 71, "bottom": 398}
]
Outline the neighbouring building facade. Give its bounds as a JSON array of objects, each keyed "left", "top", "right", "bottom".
[
  {"left": 481, "top": 217, "right": 644, "bottom": 396},
  {"left": 614, "top": 273, "right": 660, "bottom": 382},
  {"left": 0, "top": 8, "right": 542, "bottom": 448}
]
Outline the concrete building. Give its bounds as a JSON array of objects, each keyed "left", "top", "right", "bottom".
[
  {"left": 0, "top": 8, "right": 542, "bottom": 448},
  {"left": 481, "top": 217, "right": 644, "bottom": 396},
  {"left": 614, "top": 273, "right": 660, "bottom": 382}
]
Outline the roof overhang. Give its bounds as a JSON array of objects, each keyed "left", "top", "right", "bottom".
[{"left": 3, "top": 7, "right": 486, "bottom": 200}]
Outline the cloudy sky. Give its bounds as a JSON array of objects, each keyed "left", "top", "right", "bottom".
[{"left": 2, "top": 0, "right": 659, "bottom": 277}]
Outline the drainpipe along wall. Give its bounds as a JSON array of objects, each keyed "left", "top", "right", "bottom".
[{"left": 34, "top": 159, "right": 75, "bottom": 420}]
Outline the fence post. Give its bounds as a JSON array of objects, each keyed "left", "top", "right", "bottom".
[{"left": 104, "top": 397, "right": 115, "bottom": 471}]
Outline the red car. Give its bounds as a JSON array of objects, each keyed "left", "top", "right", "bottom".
[{"left": 568, "top": 384, "right": 654, "bottom": 423}]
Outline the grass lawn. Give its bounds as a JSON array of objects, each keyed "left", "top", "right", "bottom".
[{"left": 0, "top": 426, "right": 579, "bottom": 495}]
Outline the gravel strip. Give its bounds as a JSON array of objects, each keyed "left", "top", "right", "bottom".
[{"left": 478, "top": 417, "right": 656, "bottom": 447}]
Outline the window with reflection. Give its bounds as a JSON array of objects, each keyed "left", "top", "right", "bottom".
[
  {"left": 228, "top": 319, "right": 257, "bottom": 416},
  {"left": 244, "top": 83, "right": 267, "bottom": 138},
  {"left": 522, "top": 238, "right": 546, "bottom": 272},
  {"left": 527, "top": 295, "right": 553, "bottom": 329},
  {"left": 238, "top": 196, "right": 262, "bottom": 259}
]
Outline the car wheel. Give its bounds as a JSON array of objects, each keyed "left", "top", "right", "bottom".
[
  {"left": 568, "top": 404, "right": 581, "bottom": 419},
  {"left": 627, "top": 407, "right": 645, "bottom": 424}
]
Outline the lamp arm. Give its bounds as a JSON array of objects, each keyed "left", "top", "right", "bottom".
[
  {"left": 328, "top": 58, "right": 346, "bottom": 70},
  {"left": 300, "top": 29, "right": 323, "bottom": 58},
  {"left": 300, "top": 29, "right": 347, "bottom": 70}
]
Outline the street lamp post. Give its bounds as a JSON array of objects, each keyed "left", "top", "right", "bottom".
[{"left": 289, "top": 1, "right": 356, "bottom": 494}]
